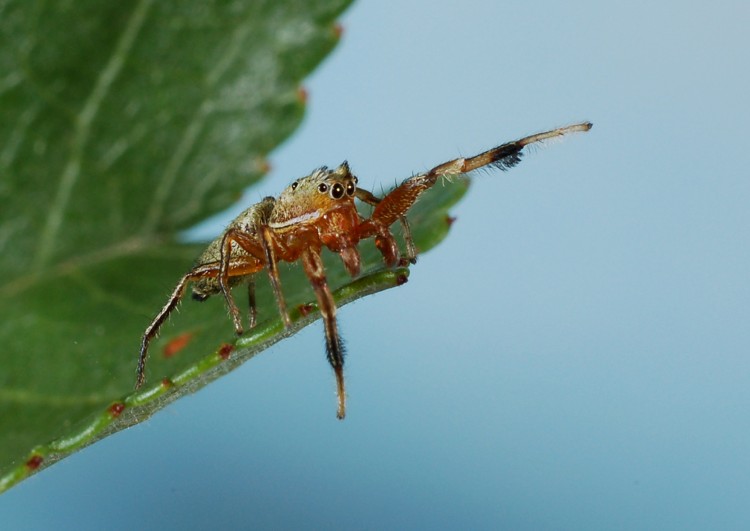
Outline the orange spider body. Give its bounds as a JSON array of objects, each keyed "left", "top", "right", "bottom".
[{"left": 136, "top": 122, "right": 592, "bottom": 418}]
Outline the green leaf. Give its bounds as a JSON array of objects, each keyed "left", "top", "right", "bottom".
[
  {"left": 0, "top": 0, "right": 471, "bottom": 493},
  {"left": 0, "top": 0, "right": 356, "bottom": 492}
]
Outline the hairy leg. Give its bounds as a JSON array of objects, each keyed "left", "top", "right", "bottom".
[
  {"left": 360, "top": 122, "right": 592, "bottom": 234},
  {"left": 260, "top": 226, "right": 292, "bottom": 328},
  {"left": 301, "top": 247, "right": 347, "bottom": 419},
  {"left": 356, "top": 187, "right": 417, "bottom": 265},
  {"left": 247, "top": 279, "right": 257, "bottom": 329},
  {"left": 137, "top": 263, "right": 219, "bottom": 389}
]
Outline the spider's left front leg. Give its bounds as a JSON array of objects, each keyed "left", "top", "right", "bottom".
[
  {"left": 300, "top": 247, "right": 347, "bottom": 419},
  {"left": 358, "top": 122, "right": 593, "bottom": 265}
]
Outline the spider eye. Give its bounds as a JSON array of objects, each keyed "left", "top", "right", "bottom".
[
  {"left": 318, "top": 183, "right": 328, "bottom": 193},
  {"left": 346, "top": 181, "right": 355, "bottom": 196},
  {"left": 291, "top": 181, "right": 298, "bottom": 191},
  {"left": 331, "top": 183, "right": 345, "bottom": 199}
]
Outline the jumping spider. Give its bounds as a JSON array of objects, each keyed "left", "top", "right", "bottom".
[{"left": 136, "top": 122, "right": 592, "bottom": 419}]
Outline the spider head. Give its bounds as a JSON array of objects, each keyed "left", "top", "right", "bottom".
[{"left": 271, "top": 162, "right": 358, "bottom": 226}]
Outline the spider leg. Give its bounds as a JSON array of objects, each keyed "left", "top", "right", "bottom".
[
  {"left": 219, "top": 231, "right": 249, "bottom": 335},
  {"left": 260, "top": 226, "right": 292, "bottom": 328},
  {"left": 430, "top": 122, "right": 593, "bottom": 176},
  {"left": 356, "top": 188, "right": 417, "bottom": 265},
  {"left": 137, "top": 262, "right": 221, "bottom": 389},
  {"left": 301, "top": 247, "right": 347, "bottom": 419},
  {"left": 247, "top": 278, "right": 257, "bottom": 329},
  {"left": 360, "top": 122, "right": 592, "bottom": 238},
  {"left": 219, "top": 228, "right": 280, "bottom": 335},
  {"left": 395, "top": 213, "right": 417, "bottom": 265}
]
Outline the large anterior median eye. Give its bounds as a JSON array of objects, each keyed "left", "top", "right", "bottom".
[
  {"left": 346, "top": 180, "right": 355, "bottom": 196},
  {"left": 331, "top": 183, "right": 345, "bottom": 199}
]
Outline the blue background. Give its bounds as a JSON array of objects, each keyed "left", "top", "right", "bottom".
[{"left": 3, "top": 1, "right": 749, "bottom": 529}]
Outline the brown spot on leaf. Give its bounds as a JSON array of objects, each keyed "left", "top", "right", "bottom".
[
  {"left": 298, "top": 303, "right": 315, "bottom": 317},
  {"left": 254, "top": 157, "right": 272, "bottom": 174},
  {"left": 108, "top": 402, "right": 126, "bottom": 418},
  {"left": 218, "top": 344, "right": 234, "bottom": 360},
  {"left": 25, "top": 454, "right": 43, "bottom": 470},
  {"left": 163, "top": 332, "right": 194, "bottom": 358},
  {"left": 297, "top": 86, "right": 308, "bottom": 104}
]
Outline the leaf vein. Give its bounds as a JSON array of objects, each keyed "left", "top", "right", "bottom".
[
  {"left": 32, "top": 0, "right": 154, "bottom": 271},
  {"left": 0, "top": 388, "right": 108, "bottom": 406},
  {"left": 140, "top": 21, "right": 254, "bottom": 235},
  {"left": 0, "top": 72, "right": 22, "bottom": 97},
  {"left": 0, "top": 102, "right": 39, "bottom": 170}
]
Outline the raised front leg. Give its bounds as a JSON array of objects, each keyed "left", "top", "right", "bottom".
[{"left": 359, "top": 122, "right": 592, "bottom": 240}]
